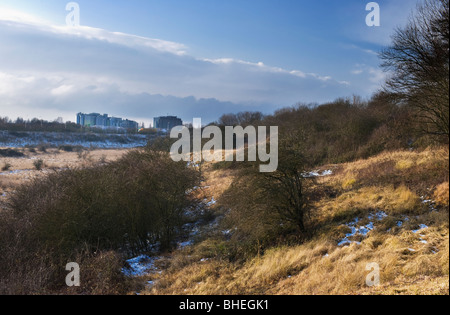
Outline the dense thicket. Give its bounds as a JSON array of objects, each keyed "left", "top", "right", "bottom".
[
  {"left": 0, "top": 117, "right": 139, "bottom": 134},
  {"left": 0, "top": 150, "right": 201, "bottom": 294},
  {"left": 215, "top": 92, "right": 422, "bottom": 168}
]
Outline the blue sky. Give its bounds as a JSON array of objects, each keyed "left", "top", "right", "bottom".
[{"left": 0, "top": 0, "right": 419, "bottom": 125}]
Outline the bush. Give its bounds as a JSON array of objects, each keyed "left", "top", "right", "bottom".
[
  {"left": 1, "top": 162, "right": 12, "bottom": 172},
  {"left": 219, "top": 136, "right": 312, "bottom": 260},
  {"left": 0, "top": 149, "right": 201, "bottom": 294},
  {"left": 33, "top": 159, "right": 44, "bottom": 171},
  {"left": 37, "top": 144, "right": 49, "bottom": 152},
  {"left": 0, "top": 148, "right": 24, "bottom": 158},
  {"left": 58, "top": 145, "right": 83, "bottom": 152}
]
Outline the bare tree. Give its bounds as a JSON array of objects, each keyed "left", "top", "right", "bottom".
[
  {"left": 218, "top": 111, "right": 265, "bottom": 126},
  {"left": 380, "top": 0, "right": 449, "bottom": 139},
  {"left": 222, "top": 125, "right": 310, "bottom": 240}
]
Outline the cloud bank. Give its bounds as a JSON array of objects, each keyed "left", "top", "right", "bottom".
[{"left": 0, "top": 8, "right": 355, "bottom": 124}]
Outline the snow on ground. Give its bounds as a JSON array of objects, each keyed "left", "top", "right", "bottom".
[
  {"left": 0, "top": 169, "right": 32, "bottom": 175},
  {"left": 395, "top": 216, "right": 410, "bottom": 228},
  {"left": 412, "top": 224, "right": 429, "bottom": 234},
  {"left": 1, "top": 131, "right": 149, "bottom": 149},
  {"left": 122, "top": 194, "right": 220, "bottom": 294},
  {"left": 321, "top": 170, "right": 333, "bottom": 176},
  {"left": 337, "top": 211, "right": 387, "bottom": 247},
  {"left": 368, "top": 211, "right": 388, "bottom": 221},
  {"left": 337, "top": 209, "right": 433, "bottom": 248},
  {"left": 122, "top": 255, "right": 161, "bottom": 277},
  {"left": 178, "top": 240, "right": 194, "bottom": 249},
  {"left": 187, "top": 161, "right": 201, "bottom": 168},
  {"left": 336, "top": 208, "right": 436, "bottom": 254},
  {"left": 302, "top": 169, "right": 333, "bottom": 178},
  {"left": 420, "top": 196, "right": 437, "bottom": 212},
  {"left": 206, "top": 197, "right": 217, "bottom": 207}
]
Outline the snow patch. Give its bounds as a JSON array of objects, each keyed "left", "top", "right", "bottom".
[
  {"left": 420, "top": 196, "right": 437, "bottom": 212},
  {"left": 122, "top": 255, "right": 159, "bottom": 277},
  {"left": 412, "top": 224, "right": 429, "bottom": 234},
  {"left": 206, "top": 197, "right": 217, "bottom": 207},
  {"left": 302, "top": 169, "right": 333, "bottom": 178},
  {"left": 1, "top": 131, "right": 148, "bottom": 149},
  {"left": 178, "top": 240, "right": 194, "bottom": 249},
  {"left": 0, "top": 169, "right": 32, "bottom": 175},
  {"left": 368, "top": 211, "right": 388, "bottom": 221},
  {"left": 338, "top": 222, "right": 373, "bottom": 247},
  {"left": 337, "top": 211, "right": 387, "bottom": 247}
]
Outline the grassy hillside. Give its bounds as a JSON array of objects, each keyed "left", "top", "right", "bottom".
[{"left": 142, "top": 147, "right": 449, "bottom": 295}]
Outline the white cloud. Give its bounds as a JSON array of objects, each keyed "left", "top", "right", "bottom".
[
  {"left": 368, "top": 67, "right": 386, "bottom": 84},
  {"left": 0, "top": 7, "right": 48, "bottom": 25},
  {"left": 0, "top": 8, "right": 356, "bottom": 123},
  {"left": 349, "top": 63, "right": 387, "bottom": 95},
  {"left": 202, "top": 57, "right": 336, "bottom": 83},
  {"left": 51, "top": 26, "right": 188, "bottom": 56},
  {"left": 351, "top": 69, "right": 363, "bottom": 75},
  {"left": 51, "top": 84, "right": 75, "bottom": 96}
]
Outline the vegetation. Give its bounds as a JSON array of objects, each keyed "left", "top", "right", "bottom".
[
  {"left": 0, "top": 0, "right": 448, "bottom": 295},
  {"left": 1, "top": 162, "right": 12, "bottom": 172},
  {"left": 146, "top": 148, "right": 448, "bottom": 295},
  {"left": 0, "top": 117, "right": 140, "bottom": 134},
  {"left": 142, "top": 0, "right": 448, "bottom": 295},
  {"left": 0, "top": 149, "right": 202, "bottom": 294},
  {"left": 32, "top": 159, "right": 44, "bottom": 171},
  {"left": 380, "top": 0, "right": 449, "bottom": 139},
  {"left": 0, "top": 148, "right": 25, "bottom": 158}
]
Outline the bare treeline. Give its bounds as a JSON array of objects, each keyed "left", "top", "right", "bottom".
[{"left": 380, "top": 0, "right": 449, "bottom": 138}]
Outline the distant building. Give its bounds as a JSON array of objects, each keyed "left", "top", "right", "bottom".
[
  {"left": 121, "top": 119, "right": 139, "bottom": 129},
  {"left": 95, "top": 114, "right": 109, "bottom": 127},
  {"left": 77, "top": 113, "right": 99, "bottom": 127},
  {"left": 153, "top": 116, "right": 183, "bottom": 131},
  {"left": 109, "top": 117, "right": 123, "bottom": 128},
  {"left": 77, "top": 113, "right": 138, "bottom": 130}
]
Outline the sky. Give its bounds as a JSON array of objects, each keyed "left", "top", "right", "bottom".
[{"left": 0, "top": 0, "right": 420, "bottom": 126}]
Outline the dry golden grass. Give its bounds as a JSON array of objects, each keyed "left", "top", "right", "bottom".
[
  {"left": 143, "top": 147, "right": 449, "bottom": 296},
  {"left": 434, "top": 182, "right": 449, "bottom": 206},
  {"left": 341, "top": 174, "right": 357, "bottom": 190},
  {"left": 328, "top": 147, "right": 448, "bottom": 192},
  {"left": 0, "top": 147, "right": 130, "bottom": 204},
  {"left": 147, "top": 222, "right": 448, "bottom": 295},
  {"left": 1, "top": 147, "right": 126, "bottom": 171},
  {"left": 146, "top": 223, "right": 448, "bottom": 295},
  {"left": 395, "top": 159, "right": 416, "bottom": 170},
  {"left": 340, "top": 147, "right": 448, "bottom": 175},
  {"left": 201, "top": 167, "right": 237, "bottom": 201},
  {"left": 5, "top": 145, "right": 447, "bottom": 295},
  {"left": 314, "top": 185, "right": 422, "bottom": 226}
]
